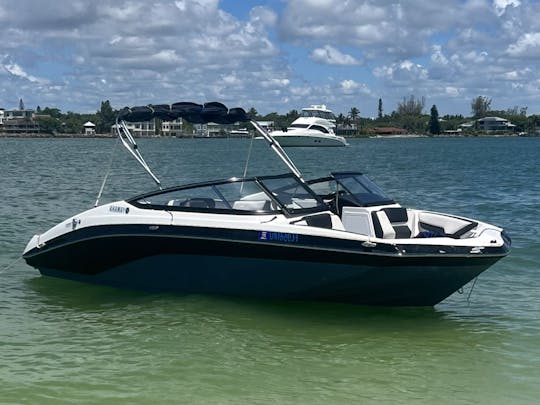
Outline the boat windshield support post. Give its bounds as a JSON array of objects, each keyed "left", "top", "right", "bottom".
[
  {"left": 115, "top": 118, "right": 162, "bottom": 190},
  {"left": 250, "top": 120, "right": 303, "bottom": 181},
  {"left": 94, "top": 136, "right": 120, "bottom": 207}
]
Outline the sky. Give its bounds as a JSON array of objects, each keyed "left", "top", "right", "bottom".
[{"left": 1, "top": 0, "right": 539, "bottom": 117}]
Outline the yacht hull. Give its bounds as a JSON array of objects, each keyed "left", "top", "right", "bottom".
[
  {"left": 271, "top": 134, "right": 347, "bottom": 147},
  {"left": 23, "top": 224, "right": 508, "bottom": 306}
]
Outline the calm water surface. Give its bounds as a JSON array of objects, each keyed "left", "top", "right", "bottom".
[{"left": 1, "top": 137, "right": 539, "bottom": 404}]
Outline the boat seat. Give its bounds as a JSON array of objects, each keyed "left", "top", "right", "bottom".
[
  {"left": 336, "top": 195, "right": 360, "bottom": 216},
  {"left": 304, "top": 213, "right": 333, "bottom": 229},
  {"left": 371, "top": 207, "right": 412, "bottom": 239},
  {"left": 179, "top": 198, "right": 216, "bottom": 209},
  {"left": 417, "top": 212, "right": 477, "bottom": 239},
  {"left": 290, "top": 213, "right": 334, "bottom": 229}
]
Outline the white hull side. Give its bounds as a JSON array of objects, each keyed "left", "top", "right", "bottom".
[{"left": 271, "top": 133, "right": 348, "bottom": 147}]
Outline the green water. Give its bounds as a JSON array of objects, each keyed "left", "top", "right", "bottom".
[{"left": 1, "top": 137, "right": 539, "bottom": 404}]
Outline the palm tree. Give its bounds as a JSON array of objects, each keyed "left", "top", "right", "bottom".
[
  {"left": 349, "top": 107, "right": 360, "bottom": 133},
  {"left": 247, "top": 107, "right": 259, "bottom": 120},
  {"left": 349, "top": 107, "right": 360, "bottom": 121}
]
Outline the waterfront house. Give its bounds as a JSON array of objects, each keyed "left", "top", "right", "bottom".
[
  {"left": 111, "top": 120, "right": 156, "bottom": 137},
  {"left": 194, "top": 122, "right": 223, "bottom": 137},
  {"left": 0, "top": 106, "right": 40, "bottom": 134},
  {"left": 367, "top": 127, "right": 407, "bottom": 136},
  {"left": 476, "top": 116, "right": 516, "bottom": 132},
  {"left": 83, "top": 121, "right": 96, "bottom": 135},
  {"left": 2, "top": 118, "right": 40, "bottom": 134},
  {"left": 161, "top": 119, "right": 183, "bottom": 137},
  {"left": 4, "top": 108, "right": 34, "bottom": 120},
  {"left": 460, "top": 116, "right": 516, "bottom": 133}
]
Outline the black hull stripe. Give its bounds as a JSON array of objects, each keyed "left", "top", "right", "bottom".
[
  {"left": 37, "top": 253, "right": 496, "bottom": 306},
  {"left": 25, "top": 223, "right": 510, "bottom": 259},
  {"left": 24, "top": 224, "right": 506, "bottom": 276}
]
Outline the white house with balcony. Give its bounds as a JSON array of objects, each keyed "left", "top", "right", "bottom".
[
  {"left": 161, "top": 118, "right": 183, "bottom": 137},
  {"left": 476, "top": 117, "right": 516, "bottom": 132},
  {"left": 4, "top": 108, "right": 34, "bottom": 120},
  {"left": 194, "top": 122, "right": 223, "bottom": 137},
  {"left": 459, "top": 116, "right": 517, "bottom": 133},
  {"left": 111, "top": 120, "right": 156, "bottom": 137}
]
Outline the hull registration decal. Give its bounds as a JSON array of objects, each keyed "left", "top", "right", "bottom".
[{"left": 258, "top": 231, "right": 299, "bottom": 243}]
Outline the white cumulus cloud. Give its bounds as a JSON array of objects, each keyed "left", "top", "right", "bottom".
[
  {"left": 339, "top": 79, "right": 370, "bottom": 95},
  {"left": 507, "top": 32, "right": 540, "bottom": 57},
  {"left": 493, "top": 0, "right": 521, "bottom": 16},
  {"left": 310, "top": 45, "right": 359, "bottom": 66},
  {"left": 3, "top": 62, "right": 43, "bottom": 83},
  {"left": 374, "top": 60, "right": 428, "bottom": 82}
]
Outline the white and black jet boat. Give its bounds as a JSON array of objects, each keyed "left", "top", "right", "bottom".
[{"left": 22, "top": 102, "right": 510, "bottom": 306}]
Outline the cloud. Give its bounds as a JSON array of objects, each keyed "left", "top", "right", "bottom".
[
  {"left": 339, "top": 80, "right": 371, "bottom": 96},
  {"left": 249, "top": 6, "right": 277, "bottom": 27},
  {"left": 310, "top": 45, "right": 359, "bottom": 66},
  {"left": 278, "top": 0, "right": 493, "bottom": 60},
  {"left": 340, "top": 80, "right": 359, "bottom": 94},
  {"left": 507, "top": 32, "right": 540, "bottom": 57},
  {"left": 493, "top": 0, "right": 521, "bottom": 16},
  {"left": 1, "top": 0, "right": 540, "bottom": 116},
  {"left": 373, "top": 60, "right": 428, "bottom": 83},
  {"left": 0, "top": 0, "right": 287, "bottom": 112},
  {"left": 445, "top": 86, "right": 460, "bottom": 97},
  {"left": 2, "top": 60, "right": 45, "bottom": 83}
]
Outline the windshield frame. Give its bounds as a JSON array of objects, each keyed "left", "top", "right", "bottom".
[
  {"left": 331, "top": 172, "right": 395, "bottom": 207},
  {"left": 127, "top": 173, "right": 328, "bottom": 216}
]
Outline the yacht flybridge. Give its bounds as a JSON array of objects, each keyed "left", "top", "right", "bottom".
[{"left": 22, "top": 102, "right": 510, "bottom": 306}]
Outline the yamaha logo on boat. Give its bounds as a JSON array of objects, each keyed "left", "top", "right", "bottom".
[
  {"left": 109, "top": 205, "right": 129, "bottom": 214},
  {"left": 258, "top": 231, "right": 298, "bottom": 243}
]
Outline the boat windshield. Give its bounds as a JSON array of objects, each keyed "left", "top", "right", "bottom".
[
  {"left": 309, "top": 125, "right": 329, "bottom": 133},
  {"left": 257, "top": 175, "right": 327, "bottom": 214},
  {"left": 300, "top": 110, "right": 336, "bottom": 121},
  {"left": 129, "top": 174, "right": 327, "bottom": 215},
  {"left": 333, "top": 173, "right": 394, "bottom": 206},
  {"left": 130, "top": 178, "right": 277, "bottom": 213},
  {"left": 290, "top": 124, "right": 309, "bottom": 129}
]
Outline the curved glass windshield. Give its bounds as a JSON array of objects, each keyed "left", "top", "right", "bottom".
[
  {"left": 309, "top": 125, "right": 329, "bottom": 133},
  {"left": 300, "top": 110, "right": 336, "bottom": 121},
  {"left": 258, "top": 175, "right": 327, "bottom": 214},
  {"left": 333, "top": 173, "right": 394, "bottom": 206},
  {"left": 132, "top": 179, "right": 277, "bottom": 213},
  {"left": 290, "top": 124, "right": 309, "bottom": 129},
  {"left": 130, "top": 174, "right": 327, "bottom": 215}
]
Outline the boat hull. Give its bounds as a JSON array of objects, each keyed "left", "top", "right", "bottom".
[
  {"left": 24, "top": 225, "right": 508, "bottom": 306},
  {"left": 271, "top": 134, "right": 347, "bottom": 147}
]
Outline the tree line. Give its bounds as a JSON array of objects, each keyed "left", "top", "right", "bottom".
[
  {"left": 34, "top": 101, "right": 117, "bottom": 134},
  {"left": 252, "top": 95, "right": 540, "bottom": 135},
  {"left": 27, "top": 96, "right": 540, "bottom": 135}
]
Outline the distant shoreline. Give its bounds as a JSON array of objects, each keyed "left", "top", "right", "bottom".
[{"left": 0, "top": 132, "right": 536, "bottom": 139}]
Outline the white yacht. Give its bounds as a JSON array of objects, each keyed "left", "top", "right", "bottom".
[{"left": 270, "top": 105, "right": 347, "bottom": 147}]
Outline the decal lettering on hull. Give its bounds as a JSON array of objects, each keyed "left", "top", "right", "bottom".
[{"left": 258, "top": 231, "right": 299, "bottom": 243}]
